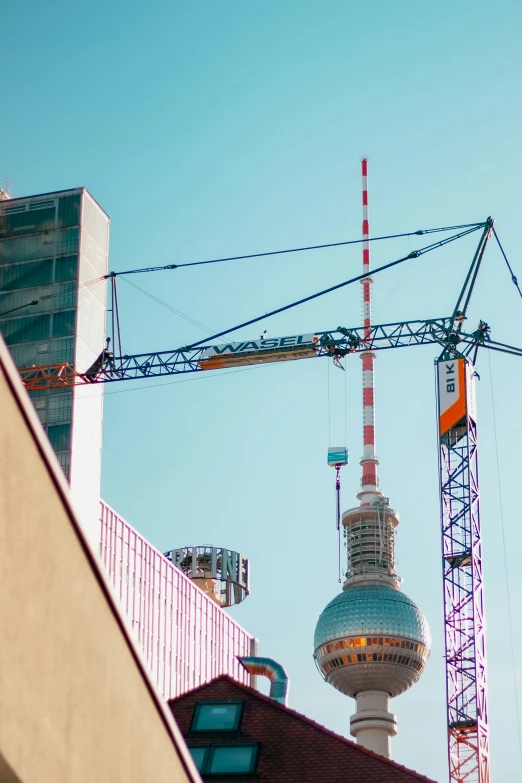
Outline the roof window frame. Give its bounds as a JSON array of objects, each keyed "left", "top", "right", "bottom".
[
  {"left": 187, "top": 742, "right": 259, "bottom": 777},
  {"left": 191, "top": 700, "right": 245, "bottom": 734}
]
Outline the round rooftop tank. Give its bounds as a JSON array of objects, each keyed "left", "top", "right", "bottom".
[{"left": 314, "top": 582, "right": 431, "bottom": 698}]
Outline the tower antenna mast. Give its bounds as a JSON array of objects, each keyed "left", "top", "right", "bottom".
[{"left": 360, "top": 157, "right": 379, "bottom": 504}]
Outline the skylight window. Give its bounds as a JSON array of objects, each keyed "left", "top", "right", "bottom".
[
  {"left": 188, "top": 744, "right": 258, "bottom": 775},
  {"left": 210, "top": 745, "right": 257, "bottom": 774},
  {"left": 192, "top": 701, "right": 243, "bottom": 732},
  {"left": 188, "top": 746, "right": 207, "bottom": 771}
]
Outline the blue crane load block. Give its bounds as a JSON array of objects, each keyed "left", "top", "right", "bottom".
[{"left": 327, "top": 447, "right": 349, "bottom": 467}]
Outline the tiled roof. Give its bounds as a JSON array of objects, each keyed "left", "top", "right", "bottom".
[{"left": 170, "top": 675, "right": 437, "bottom": 783}]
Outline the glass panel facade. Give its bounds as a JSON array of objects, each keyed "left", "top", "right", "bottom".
[
  {"left": 55, "top": 450, "right": 70, "bottom": 480},
  {"left": 47, "top": 423, "right": 71, "bottom": 452},
  {"left": 52, "top": 310, "right": 76, "bottom": 338},
  {"left": 1, "top": 314, "right": 51, "bottom": 345},
  {"left": 55, "top": 227, "right": 79, "bottom": 257},
  {"left": 0, "top": 227, "right": 79, "bottom": 265},
  {"left": 28, "top": 389, "right": 73, "bottom": 426},
  {"left": 0, "top": 259, "right": 53, "bottom": 291},
  {"left": 55, "top": 254, "right": 78, "bottom": 282},
  {"left": 0, "top": 255, "right": 80, "bottom": 291},
  {"left": 0, "top": 206, "right": 55, "bottom": 238},
  {"left": 57, "top": 194, "right": 81, "bottom": 229},
  {"left": 8, "top": 338, "right": 74, "bottom": 369},
  {"left": 0, "top": 190, "right": 108, "bottom": 536}
]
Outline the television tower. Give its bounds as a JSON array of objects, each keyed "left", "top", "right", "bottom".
[{"left": 314, "top": 159, "right": 431, "bottom": 759}]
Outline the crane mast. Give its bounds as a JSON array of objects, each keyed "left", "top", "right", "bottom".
[
  {"left": 434, "top": 217, "right": 493, "bottom": 783},
  {"left": 437, "top": 355, "right": 489, "bottom": 783}
]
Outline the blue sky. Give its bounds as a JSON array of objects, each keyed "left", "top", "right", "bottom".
[{"left": 4, "top": 1, "right": 522, "bottom": 779}]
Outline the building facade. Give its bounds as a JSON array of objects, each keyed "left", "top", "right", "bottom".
[
  {"left": 0, "top": 189, "right": 109, "bottom": 541},
  {"left": 99, "top": 501, "right": 257, "bottom": 699}
]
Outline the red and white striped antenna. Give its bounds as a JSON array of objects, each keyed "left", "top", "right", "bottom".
[{"left": 359, "top": 158, "right": 380, "bottom": 506}]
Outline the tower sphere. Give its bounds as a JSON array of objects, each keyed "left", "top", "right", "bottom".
[{"left": 314, "top": 583, "right": 431, "bottom": 698}]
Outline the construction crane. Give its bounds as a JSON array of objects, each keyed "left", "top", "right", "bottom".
[
  {"left": 13, "top": 211, "right": 520, "bottom": 782},
  {"left": 16, "top": 314, "right": 521, "bottom": 391}
]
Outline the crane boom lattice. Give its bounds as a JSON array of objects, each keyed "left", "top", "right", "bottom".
[{"left": 17, "top": 316, "right": 495, "bottom": 391}]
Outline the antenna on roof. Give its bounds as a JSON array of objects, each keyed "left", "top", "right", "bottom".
[{"left": 0, "top": 177, "right": 12, "bottom": 200}]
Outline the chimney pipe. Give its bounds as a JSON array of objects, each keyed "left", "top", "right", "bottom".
[{"left": 238, "top": 656, "right": 289, "bottom": 706}]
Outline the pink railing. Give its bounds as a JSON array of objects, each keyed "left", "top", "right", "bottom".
[{"left": 99, "top": 501, "right": 256, "bottom": 698}]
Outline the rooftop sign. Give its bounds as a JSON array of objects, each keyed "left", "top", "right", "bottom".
[{"left": 163, "top": 545, "right": 250, "bottom": 607}]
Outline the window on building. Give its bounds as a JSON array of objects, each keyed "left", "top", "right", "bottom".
[
  {"left": 57, "top": 194, "right": 81, "bottom": 229},
  {"left": 0, "top": 313, "right": 51, "bottom": 345},
  {"left": 1, "top": 206, "right": 55, "bottom": 238},
  {"left": 54, "top": 254, "right": 78, "bottom": 282},
  {"left": 52, "top": 310, "right": 76, "bottom": 338},
  {"left": 46, "top": 390, "right": 73, "bottom": 425},
  {"left": 211, "top": 745, "right": 257, "bottom": 774},
  {"left": 55, "top": 450, "right": 70, "bottom": 480},
  {"left": 188, "top": 744, "right": 258, "bottom": 776},
  {"left": 0, "top": 258, "right": 54, "bottom": 291},
  {"left": 192, "top": 702, "right": 244, "bottom": 732},
  {"left": 55, "top": 227, "right": 79, "bottom": 256},
  {"left": 188, "top": 746, "right": 207, "bottom": 772},
  {"left": 47, "top": 423, "right": 71, "bottom": 452}
]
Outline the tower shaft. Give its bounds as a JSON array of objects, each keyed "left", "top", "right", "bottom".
[{"left": 350, "top": 690, "right": 397, "bottom": 758}]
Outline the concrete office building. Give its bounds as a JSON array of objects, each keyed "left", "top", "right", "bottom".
[{"left": 0, "top": 189, "right": 109, "bottom": 542}]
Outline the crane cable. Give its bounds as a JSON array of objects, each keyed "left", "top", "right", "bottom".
[
  {"left": 105, "top": 222, "right": 485, "bottom": 278},
  {"left": 493, "top": 229, "right": 522, "bottom": 301},
  {"left": 327, "top": 358, "right": 343, "bottom": 583},
  {"left": 120, "top": 276, "right": 215, "bottom": 335},
  {"left": 336, "top": 466, "right": 342, "bottom": 584},
  {"left": 181, "top": 224, "right": 483, "bottom": 352},
  {"left": 488, "top": 350, "right": 522, "bottom": 774}
]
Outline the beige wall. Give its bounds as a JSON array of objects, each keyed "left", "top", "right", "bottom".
[{"left": 0, "top": 337, "right": 200, "bottom": 783}]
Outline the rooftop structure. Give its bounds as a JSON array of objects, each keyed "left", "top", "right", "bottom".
[
  {"left": 163, "top": 544, "right": 250, "bottom": 607},
  {"left": 314, "top": 160, "right": 430, "bottom": 759}
]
